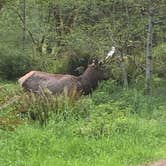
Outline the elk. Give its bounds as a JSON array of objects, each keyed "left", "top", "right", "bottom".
[{"left": 18, "top": 47, "right": 115, "bottom": 96}]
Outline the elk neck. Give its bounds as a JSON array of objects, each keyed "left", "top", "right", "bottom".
[{"left": 77, "top": 66, "right": 101, "bottom": 94}]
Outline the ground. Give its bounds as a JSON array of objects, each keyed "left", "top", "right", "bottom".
[{"left": 144, "top": 160, "right": 166, "bottom": 166}]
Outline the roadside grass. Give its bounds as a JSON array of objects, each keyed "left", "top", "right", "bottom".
[
  {"left": 1, "top": 118, "right": 166, "bottom": 166},
  {"left": 0, "top": 80, "right": 166, "bottom": 166}
]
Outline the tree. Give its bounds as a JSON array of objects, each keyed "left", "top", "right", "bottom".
[
  {"left": 22, "top": 0, "right": 26, "bottom": 50},
  {"left": 144, "top": 0, "right": 165, "bottom": 94},
  {"left": 145, "top": 0, "right": 153, "bottom": 95}
]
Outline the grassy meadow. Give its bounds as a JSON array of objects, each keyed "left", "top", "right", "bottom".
[{"left": 0, "top": 80, "right": 166, "bottom": 166}]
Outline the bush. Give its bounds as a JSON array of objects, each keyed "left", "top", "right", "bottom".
[
  {"left": 17, "top": 92, "right": 93, "bottom": 126},
  {"left": 0, "top": 47, "right": 69, "bottom": 80},
  {"left": 0, "top": 50, "right": 36, "bottom": 80}
]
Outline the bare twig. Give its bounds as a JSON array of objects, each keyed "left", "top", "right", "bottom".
[{"left": 10, "top": 6, "right": 37, "bottom": 45}]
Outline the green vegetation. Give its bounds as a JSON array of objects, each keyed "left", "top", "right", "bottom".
[
  {"left": 0, "top": 0, "right": 166, "bottom": 166},
  {"left": 0, "top": 81, "right": 166, "bottom": 166}
]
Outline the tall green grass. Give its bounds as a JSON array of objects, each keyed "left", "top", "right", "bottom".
[{"left": 0, "top": 80, "right": 166, "bottom": 166}]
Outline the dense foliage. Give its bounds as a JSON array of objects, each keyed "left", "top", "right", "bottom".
[
  {"left": 0, "top": 1, "right": 166, "bottom": 166},
  {"left": 0, "top": 0, "right": 165, "bottom": 82}
]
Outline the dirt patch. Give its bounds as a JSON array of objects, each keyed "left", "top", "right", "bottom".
[{"left": 143, "top": 159, "right": 166, "bottom": 166}]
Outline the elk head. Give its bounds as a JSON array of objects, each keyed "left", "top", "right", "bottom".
[{"left": 78, "top": 47, "right": 116, "bottom": 94}]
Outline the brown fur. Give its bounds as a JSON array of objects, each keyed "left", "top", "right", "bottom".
[{"left": 18, "top": 61, "right": 108, "bottom": 95}]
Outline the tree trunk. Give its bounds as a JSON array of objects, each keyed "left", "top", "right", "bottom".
[
  {"left": 120, "top": 52, "right": 128, "bottom": 89},
  {"left": 145, "top": 3, "right": 153, "bottom": 95},
  {"left": 22, "top": 0, "right": 26, "bottom": 50}
]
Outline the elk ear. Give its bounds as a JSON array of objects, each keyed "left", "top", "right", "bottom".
[{"left": 92, "top": 59, "right": 98, "bottom": 65}]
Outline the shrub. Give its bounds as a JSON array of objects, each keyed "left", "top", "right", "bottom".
[
  {"left": 0, "top": 47, "right": 69, "bottom": 80},
  {"left": 17, "top": 92, "right": 93, "bottom": 126},
  {"left": 0, "top": 50, "right": 36, "bottom": 80}
]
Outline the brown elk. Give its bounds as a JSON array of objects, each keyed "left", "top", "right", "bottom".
[{"left": 18, "top": 47, "right": 115, "bottom": 96}]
